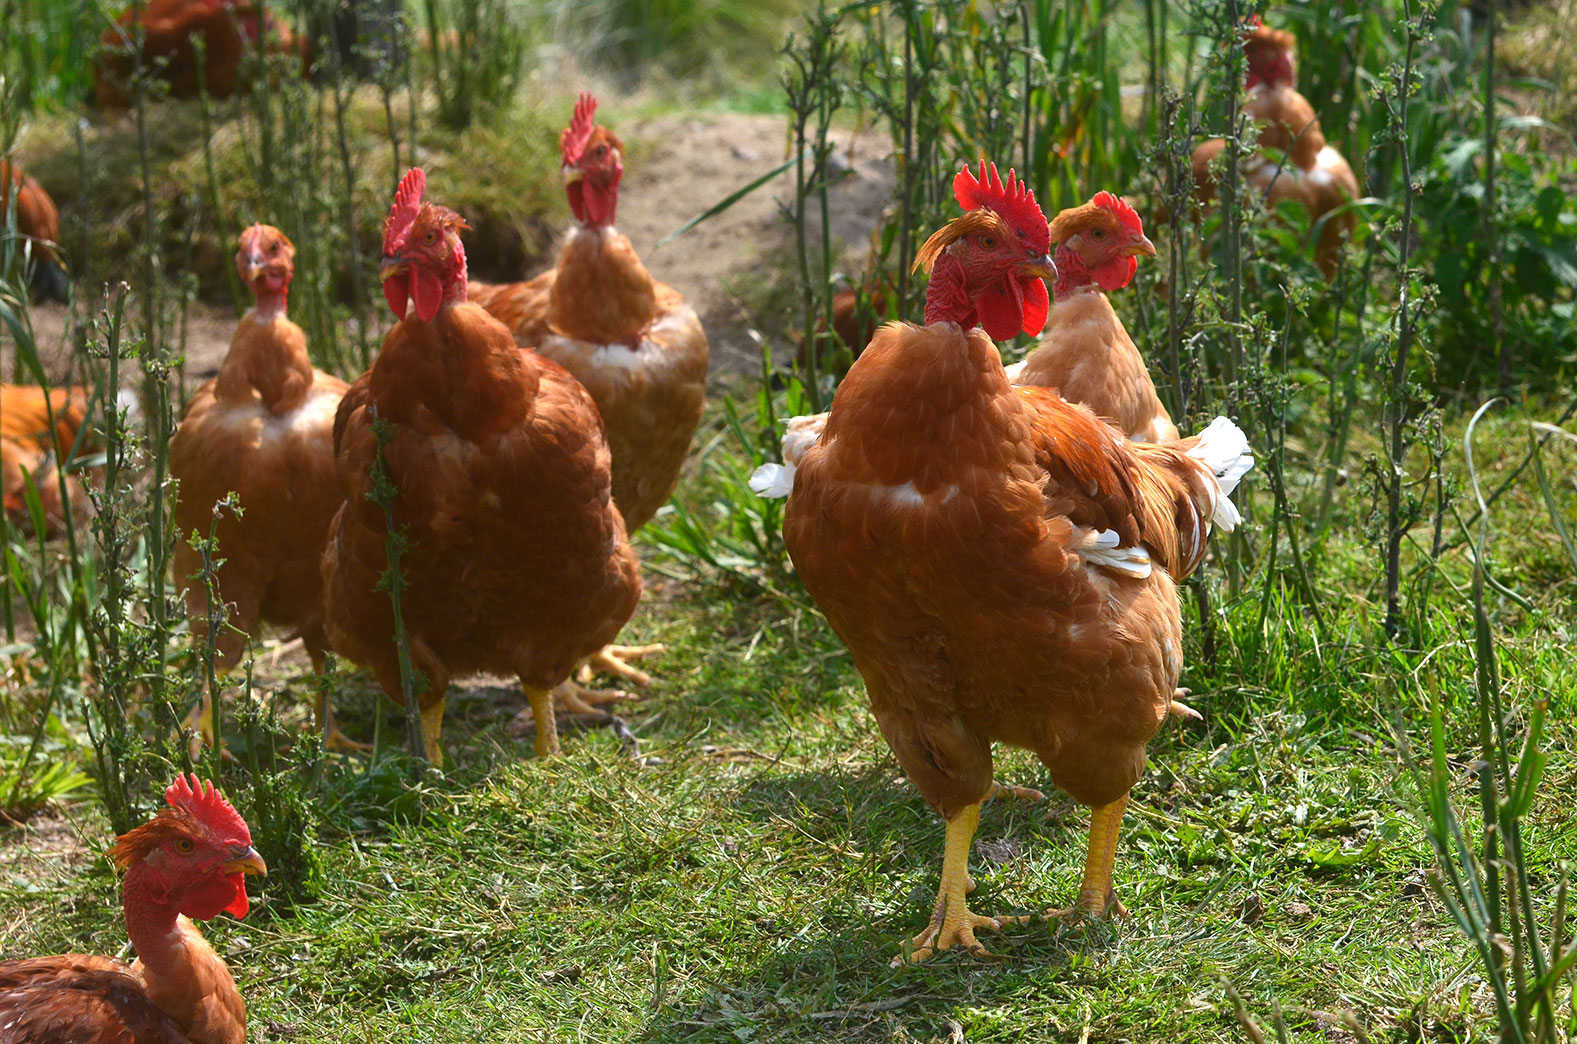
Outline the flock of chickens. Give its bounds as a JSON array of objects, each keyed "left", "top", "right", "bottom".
[{"left": 0, "top": 16, "right": 1374, "bottom": 1040}]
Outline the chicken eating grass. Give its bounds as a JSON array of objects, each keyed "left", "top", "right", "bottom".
[{"left": 754, "top": 162, "right": 1253, "bottom": 962}]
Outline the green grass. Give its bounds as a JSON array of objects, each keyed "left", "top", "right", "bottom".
[{"left": 4, "top": 397, "right": 1576, "bottom": 1042}]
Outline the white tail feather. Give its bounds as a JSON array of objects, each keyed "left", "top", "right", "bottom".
[
  {"left": 749, "top": 413, "right": 829, "bottom": 500},
  {"left": 1075, "top": 527, "right": 1152, "bottom": 579},
  {"left": 1185, "top": 416, "right": 1254, "bottom": 531}
]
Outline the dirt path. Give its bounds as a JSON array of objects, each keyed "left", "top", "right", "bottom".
[{"left": 11, "top": 111, "right": 895, "bottom": 387}]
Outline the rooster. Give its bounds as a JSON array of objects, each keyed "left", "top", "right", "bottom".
[
  {"left": 2, "top": 161, "right": 68, "bottom": 302},
  {"left": 1191, "top": 19, "right": 1360, "bottom": 276},
  {"left": 0, "top": 775, "right": 266, "bottom": 1044},
  {"left": 94, "top": 0, "right": 311, "bottom": 109},
  {"left": 754, "top": 162, "right": 1252, "bottom": 962},
  {"left": 1007, "top": 192, "right": 1178, "bottom": 443},
  {"left": 468, "top": 93, "right": 707, "bottom": 692},
  {"left": 323, "top": 168, "right": 642, "bottom": 763},
  {"left": 169, "top": 224, "right": 357, "bottom": 754}
]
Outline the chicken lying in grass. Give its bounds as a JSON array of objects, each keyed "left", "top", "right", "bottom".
[
  {"left": 1191, "top": 19, "right": 1360, "bottom": 276},
  {"left": 323, "top": 168, "right": 642, "bottom": 763},
  {"left": 754, "top": 162, "right": 1252, "bottom": 962},
  {"left": 0, "top": 775, "right": 266, "bottom": 1044},
  {"left": 469, "top": 93, "right": 707, "bottom": 695},
  {"left": 169, "top": 224, "right": 358, "bottom": 755},
  {"left": 2, "top": 160, "right": 69, "bottom": 302},
  {"left": 1, "top": 382, "right": 96, "bottom": 535}
]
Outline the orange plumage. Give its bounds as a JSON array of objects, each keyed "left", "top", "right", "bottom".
[
  {"left": 1, "top": 383, "right": 96, "bottom": 534},
  {"left": 764, "top": 163, "right": 1251, "bottom": 961},
  {"left": 94, "top": 0, "right": 310, "bottom": 109},
  {"left": 468, "top": 93, "right": 708, "bottom": 536},
  {"left": 1011, "top": 193, "right": 1179, "bottom": 443},
  {"left": 0, "top": 775, "right": 267, "bottom": 1044},
  {"left": 323, "top": 169, "right": 642, "bottom": 763},
  {"left": 169, "top": 225, "right": 352, "bottom": 750},
  {"left": 1, "top": 161, "right": 68, "bottom": 302},
  {"left": 1191, "top": 21, "right": 1360, "bottom": 276}
]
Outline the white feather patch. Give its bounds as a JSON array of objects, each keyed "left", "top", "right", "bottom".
[
  {"left": 749, "top": 463, "right": 795, "bottom": 498},
  {"left": 1002, "top": 359, "right": 1027, "bottom": 382},
  {"left": 1075, "top": 527, "right": 1152, "bottom": 579},
  {"left": 1186, "top": 416, "right": 1255, "bottom": 531},
  {"left": 750, "top": 413, "right": 829, "bottom": 499}
]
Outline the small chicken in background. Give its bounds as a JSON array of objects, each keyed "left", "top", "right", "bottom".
[
  {"left": 1007, "top": 192, "right": 1177, "bottom": 443},
  {"left": 1, "top": 161, "right": 69, "bottom": 303},
  {"left": 1191, "top": 19, "right": 1360, "bottom": 276},
  {"left": 469, "top": 93, "right": 707, "bottom": 696},
  {"left": 324, "top": 168, "right": 642, "bottom": 763},
  {"left": 0, "top": 774, "right": 266, "bottom": 1044},
  {"left": 94, "top": 0, "right": 312, "bottom": 109},
  {"left": 169, "top": 224, "right": 357, "bottom": 754},
  {"left": 1, "top": 383, "right": 101, "bottom": 536},
  {"left": 755, "top": 162, "right": 1252, "bottom": 962}
]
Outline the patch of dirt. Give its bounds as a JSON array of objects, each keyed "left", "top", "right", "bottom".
[{"left": 8, "top": 110, "right": 895, "bottom": 388}]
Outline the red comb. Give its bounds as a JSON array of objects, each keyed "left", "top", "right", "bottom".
[
  {"left": 952, "top": 161, "right": 1049, "bottom": 252},
  {"left": 561, "top": 93, "right": 597, "bottom": 167},
  {"left": 166, "top": 774, "right": 251, "bottom": 844},
  {"left": 383, "top": 168, "right": 425, "bottom": 255},
  {"left": 1091, "top": 191, "right": 1144, "bottom": 236}
]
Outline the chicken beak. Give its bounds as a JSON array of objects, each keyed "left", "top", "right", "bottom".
[
  {"left": 379, "top": 255, "right": 408, "bottom": 283},
  {"left": 1125, "top": 234, "right": 1157, "bottom": 258},
  {"left": 244, "top": 254, "right": 266, "bottom": 283},
  {"left": 221, "top": 845, "right": 268, "bottom": 877},
  {"left": 1018, "top": 254, "right": 1058, "bottom": 281},
  {"left": 562, "top": 164, "right": 584, "bottom": 185}
]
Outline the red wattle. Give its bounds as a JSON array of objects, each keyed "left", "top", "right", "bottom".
[
  {"left": 566, "top": 181, "right": 587, "bottom": 223},
  {"left": 1093, "top": 255, "right": 1137, "bottom": 292},
  {"left": 1019, "top": 276, "right": 1049, "bottom": 335},
  {"left": 223, "top": 874, "right": 249, "bottom": 919},
  {"left": 976, "top": 279, "right": 1025, "bottom": 342},
  {"left": 384, "top": 277, "right": 409, "bottom": 320},
  {"left": 412, "top": 268, "right": 444, "bottom": 322}
]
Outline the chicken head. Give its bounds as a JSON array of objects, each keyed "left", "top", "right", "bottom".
[
  {"left": 380, "top": 167, "right": 470, "bottom": 322},
  {"left": 1047, "top": 191, "right": 1156, "bottom": 295}
]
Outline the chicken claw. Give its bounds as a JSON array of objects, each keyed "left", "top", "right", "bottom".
[
  {"left": 1168, "top": 687, "right": 1202, "bottom": 721},
  {"left": 894, "top": 803, "right": 1028, "bottom": 965},
  {"left": 555, "top": 678, "right": 633, "bottom": 715},
  {"left": 577, "top": 643, "right": 665, "bottom": 689},
  {"left": 986, "top": 781, "right": 1046, "bottom": 803}
]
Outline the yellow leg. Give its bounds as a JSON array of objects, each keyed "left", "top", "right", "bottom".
[
  {"left": 895, "top": 803, "right": 1027, "bottom": 965},
  {"left": 419, "top": 698, "right": 445, "bottom": 766},
  {"left": 577, "top": 643, "right": 666, "bottom": 689},
  {"left": 526, "top": 684, "right": 560, "bottom": 758},
  {"left": 317, "top": 691, "right": 373, "bottom": 753},
  {"left": 555, "top": 677, "right": 632, "bottom": 714},
  {"left": 1049, "top": 794, "right": 1131, "bottom": 920}
]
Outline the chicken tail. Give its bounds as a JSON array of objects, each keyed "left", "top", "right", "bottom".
[
  {"left": 749, "top": 412, "right": 829, "bottom": 499},
  {"left": 1126, "top": 415, "right": 1253, "bottom": 580},
  {"left": 1183, "top": 415, "right": 1254, "bottom": 531}
]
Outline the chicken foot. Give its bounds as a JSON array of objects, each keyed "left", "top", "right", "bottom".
[
  {"left": 577, "top": 642, "right": 666, "bottom": 689},
  {"left": 554, "top": 677, "right": 634, "bottom": 714},
  {"left": 895, "top": 803, "right": 1028, "bottom": 965},
  {"left": 1046, "top": 794, "right": 1130, "bottom": 921},
  {"left": 1168, "top": 687, "right": 1202, "bottom": 721}
]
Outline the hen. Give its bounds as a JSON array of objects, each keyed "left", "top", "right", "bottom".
[
  {"left": 0, "top": 774, "right": 267, "bottom": 1044},
  {"left": 1191, "top": 19, "right": 1360, "bottom": 276},
  {"left": 94, "top": 0, "right": 310, "bottom": 109},
  {"left": 323, "top": 168, "right": 642, "bottom": 763},
  {"left": 2, "top": 161, "right": 69, "bottom": 302},
  {"left": 1007, "top": 192, "right": 1177, "bottom": 443},
  {"left": 169, "top": 224, "right": 355, "bottom": 753},
  {"left": 1, "top": 383, "right": 97, "bottom": 535},
  {"left": 469, "top": 93, "right": 707, "bottom": 690},
  {"left": 757, "top": 163, "right": 1252, "bottom": 962}
]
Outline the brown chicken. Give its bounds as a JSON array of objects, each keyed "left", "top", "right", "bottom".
[
  {"left": 1191, "top": 19, "right": 1360, "bottom": 276},
  {"left": 323, "top": 168, "right": 642, "bottom": 763},
  {"left": 469, "top": 93, "right": 707, "bottom": 689},
  {"left": 169, "top": 224, "right": 355, "bottom": 753},
  {"left": 756, "top": 162, "right": 1252, "bottom": 962},
  {"left": 1008, "top": 192, "right": 1177, "bottom": 443},
  {"left": 0, "top": 774, "right": 267, "bottom": 1044},
  {"left": 94, "top": 0, "right": 310, "bottom": 109},
  {"left": 2, "top": 161, "right": 68, "bottom": 302},
  {"left": 1, "top": 383, "right": 98, "bottom": 535}
]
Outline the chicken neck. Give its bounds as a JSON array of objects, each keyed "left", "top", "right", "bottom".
[
  {"left": 1051, "top": 244, "right": 1125, "bottom": 300},
  {"left": 546, "top": 225, "right": 658, "bottom": 346},
  {"left": 922, "top": 253, "right": 977, "bottom": 329},
  {"left": 122, "top": 863, "right": 239, "bottom": 1039}
]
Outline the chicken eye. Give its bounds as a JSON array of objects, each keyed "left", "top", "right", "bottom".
[
  {"left": 1090, "top": 228, "right": 1106, "bottom": 240},
  {"left": 424, "top": 229, "right": 438, "bottom": 245},
  {"left": 174, "top": 838, "right": 196, "bottom": 855},
  {"left": 979, "top": 235, "right": 997, "bottom": 249},
  {"left": 595, "top": 145, "right": 607, "bottom": 158}
]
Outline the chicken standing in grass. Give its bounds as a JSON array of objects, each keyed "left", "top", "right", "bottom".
[
  {"left": 323, "top": 168, "right": 642, "bottom": 763},
  {"left": 1007, "top": 192, "right": 1177, "bottom": 443},
  {"left": 0, "top": 775, "right": 267, "bottom": 1044},
  {"left": 169, "top": 224, "right": 358, "bottom": 754},
  {"left": 469, "top": 93, "right": 707, "bottom": 694},
  {"left": 1191, "top": 19, "right": 1360, "bottom": 276},
  {"left": 754, "top": 162, "right": 1252, "bottom": 962}
]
